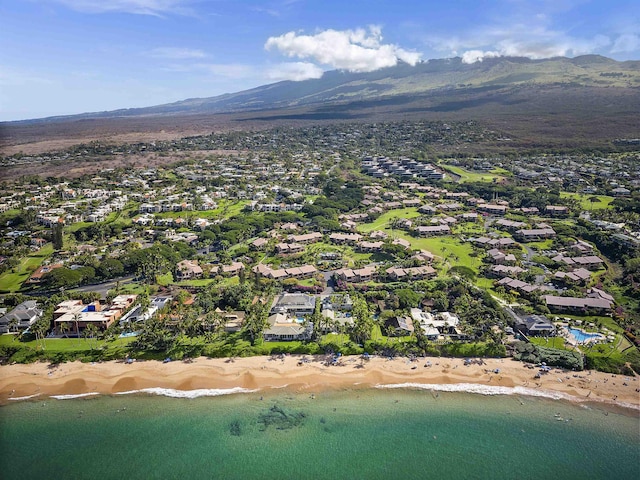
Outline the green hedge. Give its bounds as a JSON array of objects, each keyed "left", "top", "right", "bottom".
[{"left": 513, "top": 341, "right": 584, "bottom": 370}]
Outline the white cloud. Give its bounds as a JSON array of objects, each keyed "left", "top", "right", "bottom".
[
  {"left": 149, "top": 47, "right": 207, "bottom": 59},
  {"left": 611, "top": 34, "right": 640, "bottom": 53},
  {"left": 51, "top": 0, "right": 193, "bottom": 16},
  {"left": 266, "top": 62, "right": 324, "bottom": 82},
  {"left": 265, "top": 26, "right": 422, "bottom": 73},
  {"left": 425, "top": 4, "right": 620, "bottom": 63},
  {"left": 461, "top": 50, "right": 501, "bottom": 64},
  {"left": 452, "top": 31, "right": 613, "bottom": 63}
]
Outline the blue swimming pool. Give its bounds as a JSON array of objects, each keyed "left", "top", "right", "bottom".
[{"left": 566, "top": 327, "right": 602, "bottom": 343}]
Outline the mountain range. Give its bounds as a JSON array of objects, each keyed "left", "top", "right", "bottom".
[
  {"left": 2, "top": 55, "right": 639, "bottom": 155},
  {"left": 9, "top": 55, "right": 640, "bottom": 122}
]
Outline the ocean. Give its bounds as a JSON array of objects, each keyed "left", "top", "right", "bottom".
[{"left": 1, "top": 387, "right": 638, "bottom": 480}]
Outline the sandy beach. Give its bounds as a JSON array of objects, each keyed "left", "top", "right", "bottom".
[{"left": 1, "top": 355, "right": 638, "bottom": 410}]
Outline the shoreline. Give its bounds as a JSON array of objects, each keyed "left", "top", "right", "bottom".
[{"left": 1, "top": 355, "right": 639, "bottom": 412}]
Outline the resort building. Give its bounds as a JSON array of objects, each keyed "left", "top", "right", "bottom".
[
  {"left": 514, "top": 315, "right": 556, "bottom": 336},
  {"left": 175, "top": 260, "right": 203, "bottom": 280},
  {"left": 53, "top": 295, "right": 138, "bottom": 334},
  {"left": 543, "top": 295, "right": 612, "bottom": 313}
]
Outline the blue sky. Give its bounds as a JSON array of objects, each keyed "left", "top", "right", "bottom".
[{"left": 1, "top": 0, "right": 638, "bottom": 121}]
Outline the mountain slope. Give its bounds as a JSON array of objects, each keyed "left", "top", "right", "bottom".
[{"left": 10, "top": 55, "right": 640, "bottom": 123}]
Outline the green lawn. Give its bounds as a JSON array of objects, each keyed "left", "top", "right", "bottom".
[
  {"left": 0, "top": 244, "right": 54, "bottom": 292},
  {"left": 453, "top": 222, "right": 485, "bottom": 235},
  {"left": 116, "top": 282, "right": 148, "bottom": 294},
  {"left": 358, "top": 223, "right": 479, "bottom": 273},
  {"left": 0, "top": 209, "right": 22, "bottom": 225},
  {"left": 560, "top": 192, "right": 614, "bottom": 211},
  {"left": 523, "top": 239, "right": 554, "bottom": 251},
  {"left": 65, "top": 221, "right": 93, "bottom": 233},
  {"left": 105, "top": 205, "right": 137, "bottom": 226},
  {"left": 153, "top": 200, "right": 250, "bottom": 221},
  {"left": 474, "top": 277, "right": 502, "bottom": 298},
  {"left": 529, "top": 336, "right": 570, "bottom": 350},
  {"left": 0, "top": 334, "right": 135, "bottom": 355},
  {"left": 358, "top": 208, "right": 420, "bottom": 233},
  {"left": 441, "top": 165, "right": 505, "bottom": 183},
  {"left": 156, "top": 272, "right": 174, "bottom": 286},
  {"left": 177, "top": 278, "right": 219, "bottom": 287},
  {"left": 301, "top": 242, "right": 392, "bottom": 268},
  {"left": 395, "top": 233, "right": 479, "bottom": 272}
]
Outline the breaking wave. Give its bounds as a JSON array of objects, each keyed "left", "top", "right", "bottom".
[
  {"left": 50, "top": 392, "right": 100, "bottom": 400},
  {"left": 113, "top": 387, "right": 258, "bottom": 398},
  {"left": 8, "top": 393, "right": 42, "bottom": 401},
  {"left": 376, "top": 382, "right": 635, "bottom": 406}
]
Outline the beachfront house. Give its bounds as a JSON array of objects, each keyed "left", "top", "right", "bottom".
[
  {"left": 53, "top": 295, "right": 138, "bottom": 335},
  {"left": 263, "top": 313, "right": 312, "bottom": 341},
  {"left": 270, "top": 293, "right": 316, "bottom": 316},
  {"left": 514, "top": 315, "right": 556, "bottom": 336},
  {"left": 0, "top": 301, "right": 42, "bottom": 333}
]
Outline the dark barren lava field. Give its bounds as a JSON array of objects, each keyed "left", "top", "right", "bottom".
[{"left": 1, "top": 56, "right": 639, "bottom": 162}]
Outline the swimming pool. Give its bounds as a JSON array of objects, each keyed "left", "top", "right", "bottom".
[{"left": 565, "top": 327, "right": 603, "bottom": 344}]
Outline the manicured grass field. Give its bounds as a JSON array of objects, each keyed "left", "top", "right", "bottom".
[
  {"left": 0, "top": 244, "right": 54, "bottom": 292},
  {"left": 156, "top": 271, "right": 239, "bottom": 288},
  {"left": 560, "top": 192, "right": 614, "bottom": 211},
  {"left": 66, "top": 221, "right": 93, "bottom": 233},
  {"left": 116, "top": 282, "right": 148, "bottom": 294},
  {"left": 154, "top": 200, "right": 250, "bottom": 220},
  {"left": 0, "top": 334, "right": 135, "bottom": 354},
  {"left": 442, "top": 165, "right": 505, "bottom": 183},
  {"left": 523, "top": 239, "right": 554, "bottom": 251},
  {"left": 177, "top": 278, "right": 219, "bottom": 287},
  {"left": 358, "top": 208, "right": 420, "bottom": 233},
  {"left": 474, "top": 277, "right": 501, "bottom": 297},
  {"left": 358, "top": 213, "right": 480, "bottom": 272},
  {"left": 395, "top": 233, "right": 479, "bottom": 272},
  {"left": 529, "top": 336, "right": 570, "bottom": 350},
  {"left": 156, "top": 272, "right": 174, "bottom": 286}
]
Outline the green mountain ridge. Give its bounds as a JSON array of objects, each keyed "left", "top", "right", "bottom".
[{"left": 5, "top": 55, "right": 640, "bottom": 124}]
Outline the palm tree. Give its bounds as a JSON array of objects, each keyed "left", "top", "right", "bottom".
[
  {"left": 59, "top": 321, "right": 70, "bottom": 338},
  {"left": 8, "top": 317, "right": 19, "bottom": 334},
  {"left": 32, "top": 321, "right": 47, "bottom": 351},
  {"left": 83, "top": 324, "right": 99, "bottom": 350},
  {"left": 72, "top": 313, "right": 81, "bottom": 339}
]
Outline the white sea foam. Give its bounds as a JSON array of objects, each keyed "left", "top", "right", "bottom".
[
  {"left": 377, "top": 383, "right": 580, "bottom": 402},
  {"left": 616, "top": 401, "right": 640, "bottom": 411},
  {"left": 50, "top": 392, "right": 100, "bottom": 400},
  {"left": 8, "top": 393, "right": 41, "bottom": 401},
  {"left": 113, "top": 387, "right": 257, "bottom": 398},
  {"left": 377, "top": 383, "right": 640, "bottom": 411}
]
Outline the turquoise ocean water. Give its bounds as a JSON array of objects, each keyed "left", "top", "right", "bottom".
[{"left": 1, "top": 388, "right": 638, "bottom": 480}]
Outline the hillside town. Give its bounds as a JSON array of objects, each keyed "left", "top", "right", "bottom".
[{"left": 1, "top": 121, "right": 639, "bottom": 374}]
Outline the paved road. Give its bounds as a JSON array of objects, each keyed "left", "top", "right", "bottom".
[
  {"left": 71, "top": 276, "right": 135, "bottom": 298},
  {"left": 322, "top": 272, "right": 335, "bottom": 295},
  {"left": 523, "top": 244, "right": 535, "bottom": 261}
]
